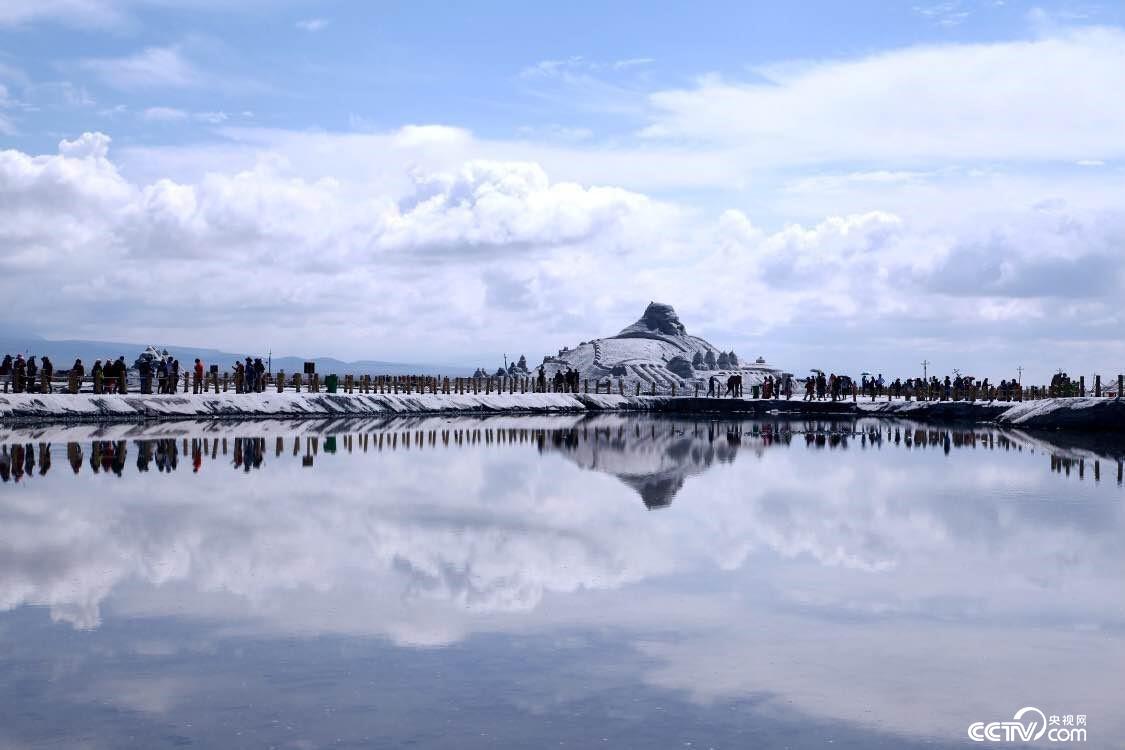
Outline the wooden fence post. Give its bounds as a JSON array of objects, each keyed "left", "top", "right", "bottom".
[
  {"left": 1095, "top": 375, "right": 1101, "bottom": 397},
  {"left": 1118, "top": 375, "right": 1123, "bottom": 399}
]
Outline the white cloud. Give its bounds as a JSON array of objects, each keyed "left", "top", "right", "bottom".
[
  {"left": 142, "top": 105, "right": 187, "bottom": 121},
  {"left": 912, "top": 1, "right": 970, "bottom": 27},
  {"left": 295, "top": 17, "right": 328, "bottom": 32},
  {"left": 0, "top": 0, "right": 123, "bottom": 27},
  {"left": 0, "top": 85, "right": 15, "bottom": 135},
  {"left": 642, "top": 28, "right": 1125, "bottom": 165},
  {"left": 79, "top": 46, "right": 203, "bottom": 89},
  {"left": 141, "top": 107, "right": 228, "bottom": 124},
  {"left": 0, "top": 0, "right": 297, "bottom": 28},
  {"left": 2, "top": 127, "right": 1122, "bottom": 376}
]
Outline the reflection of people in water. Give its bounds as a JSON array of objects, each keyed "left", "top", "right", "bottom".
[
  {"left": 112, "top": 441, "right": 127, "bottom": 476},
  {"left": 3, "top": 422, "right": 1121, "bottom": 492},
  {"left": 89, "top": 440, "right": 127, "bottom": 476},
  {"left": 155, "top": 439, "right": 177, "bottom": 473},
  {"left": 68, "top": 442, "right": 83, "bottom": 474},
  {"left": 11, "top": 444, "right": 23, "bottom": 481},
  {"left": 136, "top": 440, "right": 153, "bottom": 472}
]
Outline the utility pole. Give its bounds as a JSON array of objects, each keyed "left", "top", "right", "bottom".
[
  {"left": 1017, "top": 365, "right": 1023, "bottom": 385},
  {"left": 922, "top": 359, "right": 929, "bottom": 380}
]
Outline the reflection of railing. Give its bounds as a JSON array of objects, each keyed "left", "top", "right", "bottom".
[{"left": 2, "top": 420, "right": 1121, "bottom": 486}]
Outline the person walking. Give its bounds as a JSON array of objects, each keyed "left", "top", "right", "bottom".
[
  {"left": 115, "top": 356, "right": 128, "bottom": 393},
  {"left": 243, "top": 357, "right": 253, "bottom": 393},
  {"left": 12, "top": 354, "right": 26, "bottom": 393},
  {"left": 26, "top": 356, "right": 39, "bottom": 394},
  {"left": 69, "top": 358, "right": 85, "bottom": 394},
  {"left": 102, "top": 357, "right": 115, "bottom": 394},
  {"left": 139, "top": 357, "right": 153, "bottom": 395},
  {"left": 41, "top": 356, "right": 53, "bottom": 393},
  {"left": 0, "top": 354, "right": 11, "bottom": 393},
  {"left": 91, "top": 360, "right": 103, "bottom": 394}
]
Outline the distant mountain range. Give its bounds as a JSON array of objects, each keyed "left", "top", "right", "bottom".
[{"left": 0, "top": 335, "right": 472, "bottom": 376}]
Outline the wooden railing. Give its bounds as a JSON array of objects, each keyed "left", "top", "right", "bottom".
[{"left": 1, "top": 371, "right": 1122, "bottom": 401}]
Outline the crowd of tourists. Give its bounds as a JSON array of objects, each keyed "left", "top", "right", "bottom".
[
  {"left": 0, "top": 351, "right": 267, "bottom": 395},
  {"left": 798, "top": 372, "right": 1033, "bottom": 402},
  {"left": 539, "top": 366, "right": 582, "bottom": 393},
  {"left": 0, "top": 349, "right": 1112, "bottom": 403},
  {"left": 0, "top": 354, "right": 56, "bottom": 393}
]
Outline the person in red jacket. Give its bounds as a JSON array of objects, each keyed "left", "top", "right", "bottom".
[{"left": 193, "top": 358, "right": 205, "bottom": 394}]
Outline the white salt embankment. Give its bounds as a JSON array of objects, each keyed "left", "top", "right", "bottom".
[
  {"left": 0, "top": 392, "right": 642, "bottom": 423},
  {"left": 0, "top": 392, "right": 1122, "bottom": 431}
]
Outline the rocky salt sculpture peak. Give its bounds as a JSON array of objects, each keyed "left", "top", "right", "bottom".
[
  {"left": 536, "top": 302, "right": 787, "bottom": 391},
  {"left": 615, "top": 302, "right": 688, "bottom": 337}
]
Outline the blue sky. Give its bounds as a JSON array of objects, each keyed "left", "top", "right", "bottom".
[{"left": 1, "top": 0, "right": 1124, "bottom": 380}]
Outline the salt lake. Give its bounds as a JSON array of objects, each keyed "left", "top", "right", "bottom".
[{"left": 1, "top": 415, "right": 1122, "bottom": 748}]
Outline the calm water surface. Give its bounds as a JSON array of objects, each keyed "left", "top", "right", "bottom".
[{"left": 1, "top": 415, "right": 1122, "bottom": 749}]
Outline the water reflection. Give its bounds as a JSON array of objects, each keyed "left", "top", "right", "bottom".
[
  {"left": 0, "top": 416, "right": 1122, "bottom": 748},
  {"left": 3, "top": 418, "right": 1122, "bottom": 506}
]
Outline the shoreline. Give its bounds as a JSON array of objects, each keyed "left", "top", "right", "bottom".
[{"left": 1, "top": 392, "right": 1123, "bottom": 432}]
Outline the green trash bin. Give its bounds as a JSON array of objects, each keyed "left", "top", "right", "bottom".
[{"left": 325, "top": 374, "right": 339, "bottom": 393}]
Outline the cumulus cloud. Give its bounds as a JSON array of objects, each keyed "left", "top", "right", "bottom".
[
  {"left": 1, "top": 130, "right": 1122, "bottom": 377},
  {"left": 0, "top": 132, "right": 676, "bottom": 354}
]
